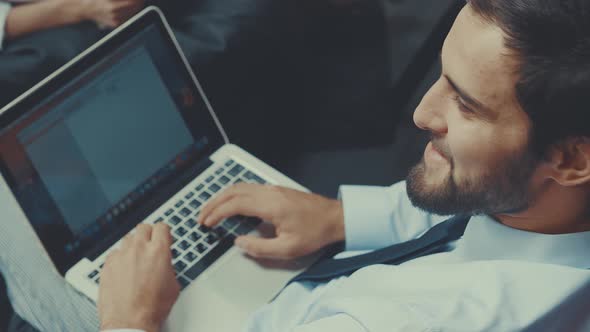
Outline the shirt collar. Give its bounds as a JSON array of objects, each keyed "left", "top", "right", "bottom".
[{"left": 456, "top": 215, "right": 590, "bottom": 269}]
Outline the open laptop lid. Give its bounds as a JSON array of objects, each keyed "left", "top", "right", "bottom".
[{"left": 0, "top": 7, "right": 229, "bottom": 274}]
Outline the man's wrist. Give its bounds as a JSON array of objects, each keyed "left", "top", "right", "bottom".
[
  {"left": 100, "top": 318, "right": 159, "bottom": 332},
  {"left": 327, "top": 199, "right": 345, "bottom": 244},
  {"left": 52, "top": 0, "right": 87, "bottom": 24}
]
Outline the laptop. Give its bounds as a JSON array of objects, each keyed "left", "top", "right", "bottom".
[{"left": 0, "top": 7, "right": 318, "bottom": 331}]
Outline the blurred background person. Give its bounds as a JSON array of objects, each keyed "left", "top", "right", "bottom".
[{"left": 0, "top": 0, "right": 144, "bottom": 106}]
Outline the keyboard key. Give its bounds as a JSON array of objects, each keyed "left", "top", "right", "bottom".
[
  {"left": 213, "top": 227, "right": 227, "bottom": 238},
  {"left": 218, "top": 176, "right": 230, "bottom": 185},
  {"left": 184, "top": 251, "right": 198, "bottom": 262},
  {"left": 175, "top": 200, "right": 184, "bottom": 208},
  {"left": 175, "top": 227, "right": 188, "bottom": 237},
  {"left": 178, "top": 240, "right": 190, "bottom": 250},
  {"left": 205, "top": 176, "right": 215, "bottom": 183},
  {"left": 189, "top": 199, "right": 202, "bottom": 209},
  {"left": 223, "top": 217, "right": 240, "bottom": 229},
  {"left": 185, "top": 218, "right": 197, "bottom": 228},
  {"left": 244, "top": 171, "right": 266, "bottom": 184},
  {"left": 172, "top": 235, "right": 179, "bottom": 244},
  {"left": 195, "top": 183, "right": 205, "bottom": 191},
  {"left": 174, "top": 260, "right": 187, "bottom": 273},
  {"left": 232, "top": 178, "right": 243, "bottom": 184},
  {"left": 198, "top": 224, "right": 210, "bottom": 233},
  {"left": 253, "top": 175, "right": 266, "bottom": 184},
  {"left": 169, "top": 215, "right": 182, "bottom": 226},
  {"left": 177, "top": 275, "right": 190, "bottom": 290},
  {"left": 220, "top": 221, "right": 233, "bottom": 230},
  {"left": 199, "top": 192, "right": 211, "bottom": 201},
  {"left": 185, "top": 192, "right": 195, "bottom": 200},
  {"left": 225, "top": 160, "right": 235, "bottom": 167},
  {"left": 205, "top": 233, "right": 219, "bottom": 245},
  {"left": 188, "top": 232, "right": 201, "bottom": 242},
  {"left": 215, "top": 167, "right": 224, "bottom": 175},
  {"left": 171, "top": 248, "right": 180, "bottom": 259},
  {"left": 244, "top": 217, "right": 262, "bottom": 228},
  {"left": 164, "top": 209, "right": 174, "bottom": 216},
  {"left": 209, "top": 183, "right": 221, "bottom": 193},
  {"left": 195, "top": 243, "right": 208, "bottom": 254},
  {"left": 99, "top": 263, "right": 104, "bottom": 269},
  {"left": 179, "top": 208, "right": 192, "bottom": 217},
  {"left": 88, "top": 270, "right": 99, "bottom": 279},
  {"left": 184, "top": 237, "right": 234, "bottom": 281},
  {"left": 95, "top": 277, "right": 100, "bottom": 285},
  {"left": 243, "top": 178, "right": 260, "bottom": 184},
  {"left": 154, "top": 217, "right": 164, "bottom": 224},
  {"left": 234, "top": 223, "right": 253, "bottom": 235},
  {"left": 228, "top": 164, "right": 244, "bottom": 176}
]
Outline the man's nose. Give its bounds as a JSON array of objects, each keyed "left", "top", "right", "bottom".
[{"left": 413, "top": 79, "right": 448, "bottom": 135}]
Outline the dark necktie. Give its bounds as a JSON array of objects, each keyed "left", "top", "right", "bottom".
[{"left": 291, "top": 214, "right": 471, "bottom": 284}]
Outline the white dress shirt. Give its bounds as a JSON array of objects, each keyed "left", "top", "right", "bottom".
[{"left": 105, "top": 181, "right": 590, "bottom": 332}]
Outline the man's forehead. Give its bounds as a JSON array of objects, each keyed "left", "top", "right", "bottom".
[{"left": 442, "top": 5, "right": 520, "bottom": 112}]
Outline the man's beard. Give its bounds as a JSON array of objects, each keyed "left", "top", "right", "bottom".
[{"left": 406, "top": 142, "right": 539, "bottom": 216}]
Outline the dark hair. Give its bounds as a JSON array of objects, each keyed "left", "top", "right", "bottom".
[{"left": 469, "top": 0, "right": 590, "bottom": 156}]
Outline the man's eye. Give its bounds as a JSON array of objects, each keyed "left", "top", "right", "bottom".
[{"left": 452, "top": 95, "right": 474, "bottom": 114}]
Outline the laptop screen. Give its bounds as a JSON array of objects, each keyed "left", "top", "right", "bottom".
[{"left": 0, "top": 16, "right": 225, "bottom": 272}]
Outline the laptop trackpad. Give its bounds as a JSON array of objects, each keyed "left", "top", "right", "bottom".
[{"left": 163, "top": 247, "right": 312, "bottom": 332}]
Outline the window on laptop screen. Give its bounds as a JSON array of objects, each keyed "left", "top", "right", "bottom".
[{"left": 0, "top": 24, "right": 223, "bottom": 271}]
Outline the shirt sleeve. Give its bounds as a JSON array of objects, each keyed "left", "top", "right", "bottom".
[
  {"left": 0, "top": 1, "right": 11, "bottom": 50},
  {"left": 292, "top": 314, "right": 367, "bottom": 332},
  {"left": 339, "top": 181, "right": 448, "bottom": 251}
]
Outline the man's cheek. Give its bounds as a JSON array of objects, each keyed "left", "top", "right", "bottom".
[{"left": 450, "top": 147, "right": 491, "bottom": 181}]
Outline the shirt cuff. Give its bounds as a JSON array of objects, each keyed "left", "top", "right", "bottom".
[
  {"left": 339, "top": 185, "right": 399, "bottom": 251},
  {"left": 0, "top": 2, "right": 11, "bottom": 50}
]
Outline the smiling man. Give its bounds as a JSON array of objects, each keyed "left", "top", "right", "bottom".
[{"left": 96, "top": 0, "right": 590, "bottom": 331}]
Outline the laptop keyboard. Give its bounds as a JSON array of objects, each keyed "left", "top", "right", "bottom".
[{"left": 86, "top": 159, "right": 267, "bottom": 290}]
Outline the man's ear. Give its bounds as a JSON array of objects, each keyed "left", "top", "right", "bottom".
[{"left": 545, "top": 137, "right": 590, "bottom": 187}]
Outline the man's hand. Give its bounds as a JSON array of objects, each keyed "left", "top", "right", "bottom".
[
  {"left": 198, "top": 183, "right": 345, "bottom": 260},
  {"left": 79, "top": 0, "right": 145, "bottom": 28},
  {"left": 98, "top": 223, "right": 180, "bottom": 332}
]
